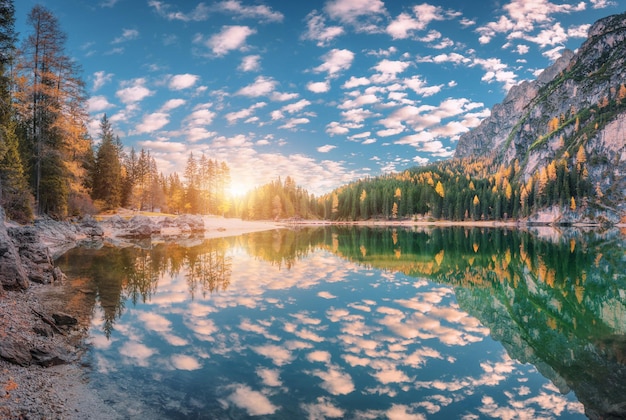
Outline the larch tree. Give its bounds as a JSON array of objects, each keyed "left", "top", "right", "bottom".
[{"left": 14, "top": 4, "right": 90, "bottom": 217}]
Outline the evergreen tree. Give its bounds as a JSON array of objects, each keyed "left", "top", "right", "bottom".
[{"left": 92, "top": 114, "right": 122, "bottom": 210}]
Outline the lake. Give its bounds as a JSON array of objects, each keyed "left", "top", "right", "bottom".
[{"left": 56, "top": 226, "right": 626, "bottom": 419}]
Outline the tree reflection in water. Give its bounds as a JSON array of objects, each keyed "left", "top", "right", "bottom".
[{"left": 57, "top": 227, "right": 626, "bottom": 418}]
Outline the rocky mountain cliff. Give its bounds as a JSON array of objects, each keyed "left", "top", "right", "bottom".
[{"left": 455, "top": 12, "right": 626, "bottom": 216}]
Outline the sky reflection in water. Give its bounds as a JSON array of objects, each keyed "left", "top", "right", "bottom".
[{"left": 56, "top": 227, "right": 625, "bottom": 419}]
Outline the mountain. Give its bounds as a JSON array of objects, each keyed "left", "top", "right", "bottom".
[{"left": 455, "top": 12, "right": 626, "bottom": 219}]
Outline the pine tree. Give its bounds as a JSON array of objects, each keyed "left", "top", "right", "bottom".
[{"left": 92, "top": 115, "right": 122, "bottom": 210}]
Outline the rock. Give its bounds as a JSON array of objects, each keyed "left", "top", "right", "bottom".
[
  {"left": 52, "top": 312, "right": 77, "bottom": 326},
  {"left": 0, "top": 207, "right": 29, "bottom": 290},
  {"left": 30, "top": 348, "right": 68, "bottom": 367},
  {"left": 175, "top": 214, "right": 205, "bottom": 232},
  {"left": 119, "top": 215, "right": 160, "bottom": 238},
  {"left": 33, "top": 324, "right": 55, "bottom": 337},
  {"left": 8, "top": 226, "right": 57, "bottom": 284},
  {"left": 0, "top": 339, "right": 32, "bottom": 366},
  {"left": 79, "top": 215, "right": 104, "bottom": 238}
]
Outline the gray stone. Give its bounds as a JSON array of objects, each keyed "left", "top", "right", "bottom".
[{"left": 0, "top": 339, "right": 32, "bottom": 366}]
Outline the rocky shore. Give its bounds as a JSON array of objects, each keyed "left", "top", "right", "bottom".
[{"left": 0, "top": 209, "right": 279, "bottom": 419}]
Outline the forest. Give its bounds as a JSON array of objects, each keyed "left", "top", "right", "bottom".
[{"left": 0, "top": 2, "right": 231, "bottom": 222}]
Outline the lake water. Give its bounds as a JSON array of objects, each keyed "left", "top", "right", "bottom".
[{"left": 56, "top": 226, "right": 626, "bottom": 419}]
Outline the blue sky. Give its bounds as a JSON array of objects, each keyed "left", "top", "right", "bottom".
[{"left": 14, "top": 0, "right": 621, "bottom": 196}]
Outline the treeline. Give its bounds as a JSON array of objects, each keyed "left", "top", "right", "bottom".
[
  {"left": 91, "top": 115, "right": 231, "bottom": 215},
  {"left": 0, "top": 2, "right": 231, "bottom": 221},
  {"left": 318, "top": 151, "right": 593, "bottom": 221},
  {"left": 233, "top": 176, "right": 318, "bottom": 220}
]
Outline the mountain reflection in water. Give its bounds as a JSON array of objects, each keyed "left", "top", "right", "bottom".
[{"left": 56, "top": 227, "right": 626, "bottom": 419}]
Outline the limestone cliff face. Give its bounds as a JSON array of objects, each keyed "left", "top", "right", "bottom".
[{"left": 455, "top": 12, "right": 626, "bottom": 211}]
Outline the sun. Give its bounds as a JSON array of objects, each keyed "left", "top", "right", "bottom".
[{"left": 229, "top": 182, "right": 252, "bottom": 198}]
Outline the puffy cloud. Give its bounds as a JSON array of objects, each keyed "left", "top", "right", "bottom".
[
  {"left": 281, "top": 99, "right": 311, "bottom": 114},
  {"left": 317, "top": 144, "right": 337, "bottom": 153},
  {"left": 325, "top": 0, "right": 386, "bottom": 32},
  {"left": 314, "top": 49, "right": 355, "bottom": 77},
  {"left": 239, "top": 55, "right": 261, "bottom": 72},
  {"left": 591, "top": 0, "right": 617, "bottom": 8},
  {"left": 302, "top": 11, "right": 345, "bottom": 47},
  {"left": 252, "top": 344, "right": 293, "bottom": 366},
  {"left": 225, "top": 102, "right": 267, "bottom": 124},
  {"left": 279, "top": 117, "right": 310, "bottom": 130},
  {"left": 135, "top": 112, "right": 169, "bottom": 134},
  {"left": 307, "top": 81, "right": 331, "bottom": 93},
  {"left": 342, "top": 76, "right": 371, "bottom": 89},
  {"left": 311, "top": 365, "right": 355, "bottom": 395},
  {"left": 257, "top": 368, "right": 282, "bottom": 387},
  {"left": 88, "top": 95, "right": 114, "bottom": 113},
  {"left": 236, "top": 76, "right": 278, "bottom": 97},
  {"left": 116, "top": 78, "right": 154, "bottom": 104},
  {"left": 92, "top": 70, "right": 113, "bottom": 91},
  {"left": 168, "top": 73, "right": 199, "bottom": 90},
  {"left": 160, "top": 98, "right": 186, "bottom": 111},
  {"left": 204, "top": 25, "right": 256, "bottom": 56},
  {"left": 386, "top": 4, "right": 449, "bottom": 39},
  {"left": 227, "top": 385, "right": 278, "bottom": 416},
  {"left": 170, "top": 354, "right": 201, "bottom": 371}
]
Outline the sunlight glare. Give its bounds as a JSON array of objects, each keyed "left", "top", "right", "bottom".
[{"left": 229, "top": 182, "right": 252, "bottom": 197}]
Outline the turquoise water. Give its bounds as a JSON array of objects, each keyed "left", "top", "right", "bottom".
[{"left": 57, "top": 227, "right": 626, "bottom": 419}]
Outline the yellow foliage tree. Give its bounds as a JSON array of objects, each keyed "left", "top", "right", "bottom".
[
  {"left": 435, "top": 181, "right": 445, "bottom": 198},
  {"left": 570, "top": 196, "right": 576, "bottom": 210}
]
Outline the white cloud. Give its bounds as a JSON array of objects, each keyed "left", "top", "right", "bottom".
[
  {"left": 307, "top": 81, "right": 331, "bottom": 93},
  {"left": 371, "top": 59, "right": 411, "bottom": 83},
  {"left": 236, "top": 76, "right": 278, "bottom": 97},
  {"left": 317, "top": 144, "right": 337, "bottom": 153},
  {"left": 149, "top": 1, "right": 210, "bottom": 21},
  {"left": 591, "top": 0, "right": 617, "bottom": 8},
  {"left": 92, "top": 71, "right": 113, "bottom": 91},
  {"left": 314, "top": 49, "right": 355, "bottom": 77},
  {"left": 205, "top": 25, "right": 256, "bottom": 56},
  {"left": 476, "top": 0, "right": 587, "bottom": 44},
  {"left": 112, "top": 28, "right": 139, "bottom": 44},
  {"left": 88, "top": 95, "right": 114, "bottom": 113},
  {"left": 281, "top": 99, "right": 311, "bottom": 114},
  {"left": 214, "top": 0, "right": 283, "bottom": 22},
  {"left": 302, "top": 11, "right": 345, "bottom": 47},
  {"left": 135, "top": 112, "right": 170, "bottom": 134},
  {"left": 279, "top": 117, "right": 310, "bottom": 130},
  {"left": 239, "top": 55, "right": 261, "bottom": 72},
  {"left": 227, "top": 385, "right": 278, "bottom": 416},
  {"left": 161, "top": 98, "right": 186, "bottom": 111},
  {"left": 225, "top": 102, "right": 266, "bottom": 124},
  {"left": 116, "top": 78, "right": 154, "bottom": 104},
  {"left": 342, "top": 76, "right": 370, "bottom": 89},
  {"left": 325, "top": 0, "right": 386, "bottom": 32},
  {"left": 169, "top": 73, "right": 199, "bottom": 90}
]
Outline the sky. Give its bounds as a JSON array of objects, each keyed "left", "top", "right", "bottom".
[{"left": 13, "top": 0, "right": 622, "bottom": 196}]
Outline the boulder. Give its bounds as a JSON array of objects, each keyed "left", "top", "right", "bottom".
[
  {"left": 175, "top": 214, "right": 205, "bottom": 232},
  {"left": 0, "top": 207, "right": 29, "bottom": 291},
  {"left": 0, "top": 339, "right": 32, "bottom": 366},
  {"left": 79, "top": 215, "right": 104, "bottom": 238},
  {"left": 8, "top": 226, "right": 58, "bottom": 284},
  {"left": 118, "top": 215, "right": 158, "bottom": 238}
]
